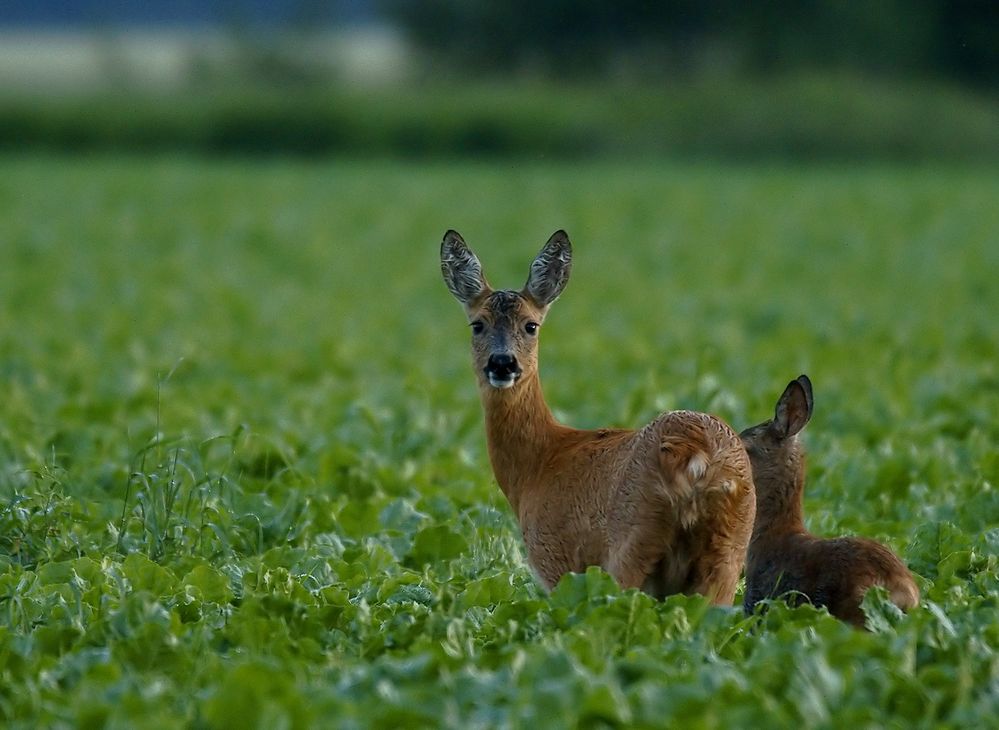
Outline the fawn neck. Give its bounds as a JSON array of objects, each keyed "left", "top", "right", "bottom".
[
  {"left": 751, "top": 455, "right": 807, "bottom": 541},
  {"left": 479, "top": 369, "right": 564, "bottom": 513}
]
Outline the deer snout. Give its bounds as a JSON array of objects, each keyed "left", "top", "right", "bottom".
[{"left": 484, "top": 353, "right": 522, "bottom": 389}]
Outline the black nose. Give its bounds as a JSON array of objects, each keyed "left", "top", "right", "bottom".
[{"left": 486, "top": 353, "right": 519, "bottom": 376}]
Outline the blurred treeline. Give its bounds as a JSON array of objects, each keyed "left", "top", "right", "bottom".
[
  {"left": 387, "top": 0, "right": 998, "bottom": 87},
  {"left": 1, "top": 0, "right": 998, "bottom": 161}
]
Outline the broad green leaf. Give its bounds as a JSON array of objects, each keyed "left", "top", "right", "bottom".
[
  {"left": 549, "top": 567, "right": 621, "bottom": 610},
  {"left": 36, "top": 560, "right": 75, "bottom": 585},
  {"left": 456, "top": 573, "right": 516, "bottom": 609},
  {"left": 407, "top": 525, "right": 469, "bottom": 566},
  {"left": 122, "top": 553, "right": 177, "bottom": 596},
  {"left": 181, "top": 564, "right": 234, "bottom": 604}
]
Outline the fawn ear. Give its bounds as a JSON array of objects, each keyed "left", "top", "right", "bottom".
[
  {"left": 441, "top": 230, "right": 489, "bottom": 306},
  {"left": 773, "top": 374, "right": 813, "bottom": 439},
  {"left": 524, "top": 230, "right": 572, "bottom": 308}
]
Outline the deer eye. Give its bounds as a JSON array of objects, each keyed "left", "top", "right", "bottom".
[
  {"left": 525, "top": 322, "right": 539, "bottom": 335},
  {"left": 470, "top": 321, "right": 485, "bottom": 335}
]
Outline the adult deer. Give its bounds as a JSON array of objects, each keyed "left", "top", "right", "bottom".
[
  {"left": 440, "top": 230, "right": 755, "bottom": 604},
  {"left": 740, "top": 375, "right": 920, "bottom": 627}
]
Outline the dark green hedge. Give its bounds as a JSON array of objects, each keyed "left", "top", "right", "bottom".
[{"left": 3, "top": 76, "right": 998, "bottom": 161}]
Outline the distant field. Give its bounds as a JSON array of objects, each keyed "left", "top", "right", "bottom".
[{"left": 1, "top": 156, "right": 997, "bottom": 726}]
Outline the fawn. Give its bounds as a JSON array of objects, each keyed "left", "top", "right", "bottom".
[
  {"left": 440, "top": 230, "right": 756, "bottom": 604},
  {"left": 740, "top": 375, "right": 920, "bottom": 626}
]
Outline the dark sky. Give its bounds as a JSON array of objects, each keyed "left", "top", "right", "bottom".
[{"left": 0, "top": 1, "right": 375, "bottom": 28}]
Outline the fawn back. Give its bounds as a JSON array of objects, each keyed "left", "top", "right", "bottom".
[
  {"left": 441, "top": 230, "right": 756, "bottom": 604},
  {"left": 740, "top": 375, "right": 920, "bottom": 626}
]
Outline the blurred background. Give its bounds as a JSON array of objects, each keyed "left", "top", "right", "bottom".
[{"left": 1, "top": 0, "right": 997, "bottom": 161}]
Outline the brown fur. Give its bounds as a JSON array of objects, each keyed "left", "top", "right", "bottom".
[
  {"left": 441, "top": 230, "right": 755, "bottom": 604},
  {"left": 740, "top": 375, "right": 920, "bottom": 627}
]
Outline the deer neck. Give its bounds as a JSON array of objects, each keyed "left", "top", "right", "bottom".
[
  {"left": 479, "top": 369, "right": 562, "bottom": 512},
  {"left": 751, "top": 470, "right": 807, "bottom": 542}
]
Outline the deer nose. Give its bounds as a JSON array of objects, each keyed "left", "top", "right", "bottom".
[
  {"left": 486, "top": 353, "right": 519, "bottom": 375},
  {"left": 484, "top": 353, "right": 522, "bottom": 387}
]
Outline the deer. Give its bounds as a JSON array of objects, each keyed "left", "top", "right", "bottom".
[
  {"left": 440, "top": 229, "right": 756, "bottom": 604},
  {"left": 740, "top": 374, "right": 920, "bottom": 627}
]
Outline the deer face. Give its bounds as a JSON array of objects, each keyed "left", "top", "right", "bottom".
[
  {"left": 739, "top": 375, "right": 813, "bottom": 494},
  {"left": 465, "top": 289, "right": 544, "bottom": 388},
  {"left": 441, "top": 230, "right": 572, "bottom": 390}
]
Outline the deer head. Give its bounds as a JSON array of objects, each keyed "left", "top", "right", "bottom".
[
  {"left": 441, "top": 230, "right": 572, "bottom": 390},
  {"left": 739, "top": 374, "right": 814, "bottom": 500}
]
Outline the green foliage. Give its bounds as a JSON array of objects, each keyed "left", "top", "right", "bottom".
[
  {"left": 2, "top": 75, "right": 999, "bottom": 161},
  {"left": 0, "top": 157, "right": 997, "bottom": 726},
  {"left": 385, "top": 0, "right": 999, "bottom": 86}
]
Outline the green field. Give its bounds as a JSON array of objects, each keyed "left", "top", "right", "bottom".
[{"left": 1, "top": 156, "right": 997, "bottom": 727}]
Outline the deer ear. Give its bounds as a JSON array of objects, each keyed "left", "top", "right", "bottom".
[
  {"left": 441, "top": 230, "right": 489, "bottom": 306},
  {"left": 773, "top": 374, "right": 813, "bottom": 439},
  {"left": 524, "top": 230, "right": 572, "bottom": 307}
]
